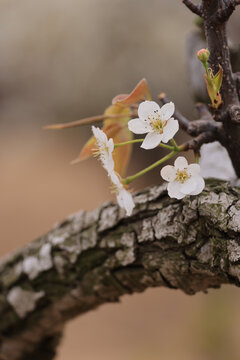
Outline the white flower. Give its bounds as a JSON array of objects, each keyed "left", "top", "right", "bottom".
[
  {"left": 92, "top": 126, "right": 115, "bottom": 174},
  {"left": 92, "top": 126, "right": 135, "bottom": 216},
  {"left": 128, "top": 100, "right": 179, "bottom": 149},
  {"left": 117, "top": 187, "right": 135, "bottom": 216},
  {"left": 160, "top": 156, "right": 205, "bottom": 199},
  {"left": 111, "top": 175, "right": 135, "bottom": 216}
]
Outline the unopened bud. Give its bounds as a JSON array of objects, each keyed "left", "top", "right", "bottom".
[{"left": 197, "top": 48, "right": 210, "bottom": 63}]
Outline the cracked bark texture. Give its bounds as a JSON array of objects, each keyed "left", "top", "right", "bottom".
[{"left": 1, "top": 180, "right": 240, "bottom": 360}]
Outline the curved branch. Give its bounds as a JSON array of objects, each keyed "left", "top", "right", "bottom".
[{"left": 1, "top": 180, "right": 240, "bottom": 359}]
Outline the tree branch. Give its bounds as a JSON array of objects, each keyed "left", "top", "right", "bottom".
[{"left": 1, "top": 180, "right": 240, "bottom": 360}]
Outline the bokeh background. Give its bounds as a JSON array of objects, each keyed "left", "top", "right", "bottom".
[{"left": 0, "top": 1, "right": 240, "bottom": 359}]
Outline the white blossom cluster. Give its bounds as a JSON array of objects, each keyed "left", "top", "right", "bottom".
[{"left": 92, "top": 101, "right": 205, "bottom": 216}]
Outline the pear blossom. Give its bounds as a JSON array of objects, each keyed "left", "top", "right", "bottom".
[
  {"left": 160, "top": 156, "right": 205, "bottom": 199},
  {"left": 116, "top": 186, "right": 135, "bottom": 216},
  {"left": 92, "top": 126, "right": 135, "bottom": 216},
  {"left": 128, "top": 100, "right": 179, "bottom": 149},
  {"left": 111, "top": 174, "right": 135, "bottom": 216},
  {"left": 92, "top": 126, "right": 115, "bottom": 174}
]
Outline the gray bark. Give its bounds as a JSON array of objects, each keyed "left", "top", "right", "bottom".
[{"left": 1, "top": 180, "right": 240, "bottom": 359}]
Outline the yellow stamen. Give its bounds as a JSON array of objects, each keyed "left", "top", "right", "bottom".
[
  {"left": 148, "top": 111, "right": 167, "bottom": 134},
  {"left": 175, "top": 169, "right": 190, "bottom": 184}
]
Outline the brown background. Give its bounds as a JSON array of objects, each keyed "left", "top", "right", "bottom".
[{"left": 0, "top": 1, "right": 240, "bottom": 359}]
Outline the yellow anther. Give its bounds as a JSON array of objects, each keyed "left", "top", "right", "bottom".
[{"left": 175, "top": 169, "right": 190, "bottom": 184}]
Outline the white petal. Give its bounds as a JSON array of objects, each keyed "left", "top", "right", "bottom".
[
  {"left": 160, "top": 165, "right": 176, "bottom": 182},
  {"left": 189, "top": 176, "right": 205, "bottom": 195},
  {"left": 92, "top": 125, "right": 98, "bottom": 137},
  {"left": 159, "top": 102, "right": 175, "bottom": 120},
  {"left": 180, "top": 177, "right": 197, "bottom": 194},
  {"left": 103, "top": 157, "right": 115, "bottom": 173},
  {"left": 117, "top": 189, "right": 135, "bottom": 216},
  {"left": 92, "top": 126, "right": 107, "bottom": 143},
  {"left": 188, "top": 163, "right": 200, "bottom": 176},
  {"left": 141, "top": 132, "right": 163, "bottom": 150},
  {"left": 174, "top": 156, "right": 188, "bottom": 170},
  {"left": 167, "top": 181, "right": 185, "bottom": 200},
  {"left": 108, "top": 138, "right": 114, "bottom": 153},
  {"left": 110, "top": 171, "right": 121, "bottom": 186},
  {"left": 162, "top": 118, "right": 179, "bottom": 143},
  {"left": 138, "top": 101, "right": 160, "bottom": 120},
  {"left": 128, "top": 118, "right": 151, "bottom": 134}
]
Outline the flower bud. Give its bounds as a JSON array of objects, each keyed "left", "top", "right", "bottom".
[{"left": 197, "top": 48, "right": 210, "bottom": 63}]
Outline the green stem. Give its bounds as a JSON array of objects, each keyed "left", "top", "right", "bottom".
[
  {"left": 195, "top": 153, "right": 199, "bottom": 164},
  {"left": 158, "top": 143, "right": 175, "bottom": 150},
  {"left": 123, "top": 150, "right": 177, "bottom": 185},
  {"left": 114, "top": 139, "right": 144, "bottom": 148},
  {"left": 170, "top": 138, "right": 179, "bottom": 150},
  {"left": 203, "top": 62, "right": 208, "bottom": 73},
  {"left": 115, "top": 139, "right": 174, "bottom": 150}
]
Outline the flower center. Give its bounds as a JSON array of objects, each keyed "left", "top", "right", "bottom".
[
  {"left": 93, "top": 141, "right": 108, "bottom": 157},
  {"left": 110, "top": 178, "right": 124, "bottom": 194},
  {"left": 175, "top": 169, "right": 190, "bottom": 184},
  {"left": 147, "top": 111, "right": 166, "bottom": 134}
]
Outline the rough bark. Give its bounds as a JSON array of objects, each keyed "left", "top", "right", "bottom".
[{"left": 1, "top": 180, "right": 240, "bottom": 360}]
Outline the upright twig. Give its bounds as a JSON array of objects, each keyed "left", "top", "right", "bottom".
[{"left": 184, "top": 0, "right": 240, "bottom": 176}]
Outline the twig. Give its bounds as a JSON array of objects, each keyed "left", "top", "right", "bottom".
[
  {"left": 187, "top": 119, "right": 221, "bottom": 136},
  {"left": 158, "top": 93, "right": 190, "bottom": 131},
  {"left": 182, "top": 0, "right": 203, "bottom": 16},
  {"left": 180, "top": 131, "right": 216, "bottom": 152},
  {"left": 199, "top": 0, "right": 240, "bottom": 175},
  {"left": 44, "top": 112, "right": 136, "bottom": 130},
  {"left": 201, "top": 0, "right": 238, "bottom": 107},
  {"left": 216, "top": 0, "right": 240, "bottom": 22},
  {"left": 195, "top": 102, "right": 213, "bottom": 120}
]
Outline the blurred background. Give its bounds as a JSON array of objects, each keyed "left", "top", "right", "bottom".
[{"left": 0, "top": 0, "right": 240, "bottom": 359}]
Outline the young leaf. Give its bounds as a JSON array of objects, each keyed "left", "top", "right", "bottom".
[
  {"left": 112, "top": 78, "right": 152, "bottom": 105},
  {"left": 212, "top": 65, "right": 223, "bottom": 92}
]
